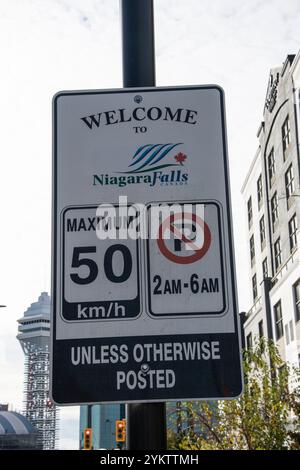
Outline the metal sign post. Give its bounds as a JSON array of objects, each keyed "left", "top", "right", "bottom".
[
  {"left": 121, "top": 0, "right": 166, "bottom": 451},
  {"left": 121, "top": 0, "right": 155, "bottom": 88}
]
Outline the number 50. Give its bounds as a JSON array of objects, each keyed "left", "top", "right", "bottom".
[{"left": 70, "top": 245, "right": 133, "bottom": 285}]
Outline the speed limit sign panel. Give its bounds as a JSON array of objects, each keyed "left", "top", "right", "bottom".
[
  {"left": 146, "top": 201, "right": 227, "bottom": 317},
  {"left": 62, "top": 206, "right": 141, "bottom": 321}
]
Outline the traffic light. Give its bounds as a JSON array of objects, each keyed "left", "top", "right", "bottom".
[
  {"left": 83, "top": 428, "right": 92, "bottom": 450},
  {"left": 115, "top": 419, "right": 126, "bottom": 442}
]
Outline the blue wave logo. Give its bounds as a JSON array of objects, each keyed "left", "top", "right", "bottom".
[{"left": 121, "top": 143, "right": 183, "bottom": 173}]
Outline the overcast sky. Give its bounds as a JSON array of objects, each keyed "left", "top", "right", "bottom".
[{"left": 0, "top": 0, "right": 300, "bottom": 450}]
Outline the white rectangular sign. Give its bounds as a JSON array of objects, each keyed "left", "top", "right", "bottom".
[{"left": 51, "top": 85, "right": 243, "bottom": 404}]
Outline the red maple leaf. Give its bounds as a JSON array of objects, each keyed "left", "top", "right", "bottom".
[{"left": 174, "top": 152, "right": 187, "bottom": 165}]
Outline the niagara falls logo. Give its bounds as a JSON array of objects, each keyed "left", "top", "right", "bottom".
[
  {"left": 121, "top": 143, "right": 187, "bottom": 173},
  {"left": 93, "top": 143, "right": 189, "bottom": 188}
]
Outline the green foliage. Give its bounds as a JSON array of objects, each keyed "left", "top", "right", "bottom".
[{"left": 168, "top": 338, "right": 300, "bottom": 450}]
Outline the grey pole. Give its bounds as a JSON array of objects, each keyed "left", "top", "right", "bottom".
[
  {"left": 121, "top": 0, "right": 155, "bottom": 87},
  {"left": 120, "top": 0, "right": 166, "bottom": 450}
]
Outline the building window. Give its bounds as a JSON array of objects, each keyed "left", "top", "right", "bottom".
[
  {"left": 282, "top": 115, "right": 291, "bottom": 157},
  {"left": 274, "top": 301, "right": 284, "bottom": 340},
  {"left": 258, "top": 320, "right": 264, "bottom": 339},
  {"left": 250, "top": 235, "right": 255, "bottom": 266},
  {"left": 267, "top": 148, "right": 275, "bottom": 186},
  {"left": 246, "top": 332, "right": 253, "bottom": 350},
  {"left": 252, "top": 274, "right": 258, "bottom": 302},
  {"left": 257, "top": 175, "right": 263, "bottom": 210},
  {"left": 247, "top": 197, "right": 253, "bottom": 228},
  {"left": 274, "top": 237, "right": 282, "bottom": 271},
  {"left": 285, "top": 164, "right": 295, "bottom": 208},
  {"left": 288, "top": 214, "right": 297, "bottom": 253},
  {"left": 262, "top": 257, "right": 268, "bottom": 278},
  {"left": 271, "top": 192, "right": 278, "bottom": 231},
  {"left": 293, "top": 279, "right": 300, "bottom": 323},
  {"left": 259, "top": 215, "right": 266, "bottom": 249}
]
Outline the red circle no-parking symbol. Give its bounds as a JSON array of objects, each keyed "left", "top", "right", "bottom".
[{"left": 157, "top": 212, "right": 211, "bottom": 264}]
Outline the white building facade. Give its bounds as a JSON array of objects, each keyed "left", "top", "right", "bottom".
[{"left": 241, "top": 53, "right": 300, "bottom": 370}]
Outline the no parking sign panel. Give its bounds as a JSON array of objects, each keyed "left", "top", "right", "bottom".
[
  {"left": 147, "top": 201, "right": 226, "bottom": 316},
  {"left": 51, "top": 85, "right": 243, "bottom": 404}
]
